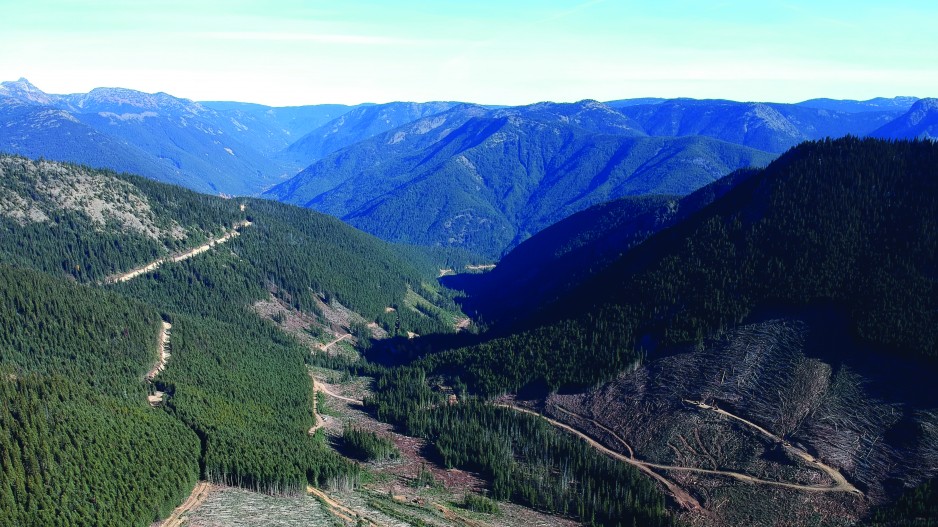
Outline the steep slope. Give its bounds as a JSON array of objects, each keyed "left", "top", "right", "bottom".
[
  {"left": 0, "top": 77, "right": 61, "bottom": 105},
  {"left": 59, "top": 86, "right": 290, "bottom": 194},
  {"left": 451, "top": 168, "right": 757, "bottom": 324},
  {"left": 0, "top": 154, "right": 463, "bottom": 334},
  {"left": 539, "top": 318, "right": 935, "bottom": 524},
  {"left": 74, "top": 104, "right": 286, "bottom": 195},
  {"left": 617, "top": 99, "right": 901, "bottom": 153},
  {"left": 74, "top": 110, "right": 282, "bottom": 194},
  {"left": 0, "top": 263, "right": 203, "bottom": 527},
  {"left": 0, "top": 154, "right": 244, "bottom": 281},
  {"left": 380, "top": 138, "right": 938, "bottom": 525},
  {"left": 280, "top": 101, "right": 460, "bottom": 167},
  {"left": 440, "top": 137, "right": 938, "bottom": 392},
  {"left": 268, "top": 101, "right": 774, "bottom": 257},
  {"left": 0, "top": 155, "right": 475, "bottom": 525},
  {"left": 446, "top": 194, "right": 678, "bottom": 321},
  {"left": 870, "top": 98, "right": 938, "bottom": 140}
]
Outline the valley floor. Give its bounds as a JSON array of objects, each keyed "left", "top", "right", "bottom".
[{"left": 159, "top": 368, "right": 582, "bottom": 527}]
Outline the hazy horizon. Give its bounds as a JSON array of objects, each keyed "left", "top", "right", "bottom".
[{"left": 1, "top": 0, "right": 936, "bottom": 106}]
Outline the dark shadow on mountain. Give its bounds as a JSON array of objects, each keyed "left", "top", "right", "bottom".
[{"left": 746, "top": 302, "right": 938, "bottom": 409}]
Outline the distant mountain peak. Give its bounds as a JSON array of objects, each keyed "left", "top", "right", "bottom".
[
  {"left": 0, "top": 77, "right": 57, "bottom": 106},
  {"left": 901, "top": 98, "right": 938, "bottom": 129},
  {"left": 69, "top": 87, "right": 206, "bottom": 115},
  {"left": 871, "top": 97, "right": 938, "bottom": 140},
  {"left": 911, "top": 97, "right": 938, "bottom": 111},
  {"left": 6, "top": 77, "right": 39, "bottom": 89}
]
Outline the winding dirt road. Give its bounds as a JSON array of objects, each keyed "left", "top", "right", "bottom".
[
  {"left": 309, "top": 377, "right": 363, "bottom": 434},
  {"left": 106, "top": 221, "right": 251, "bottom": 284},
  {"left": 553, "top": 404, "right": 635, "bottom": 459},
  {"left": 146, "top": 321, "right": 172, "bottom": 406},
  {"left": 499, "top": 404, "right": 702, "bottom": 510},
  {"left": 308, "top": 377, "right": 325, "bottom": 435},
  {"left": 307, "top": 485, "right": 379, "bottom": 526},
  {"left": 501, "top": 402, "right": 864, "bottom": 512},
  {"left": 319, "top": 334, "right": 351, "bottom": 352},
  {"left": 315, "top": 380, "right": 364, "bottom": 405},
  {"left": 159, "top": 481, "right": 214, "bottom": 527},
  {"left": 682, "top": 399, "right": 862, "bottom": 495}
]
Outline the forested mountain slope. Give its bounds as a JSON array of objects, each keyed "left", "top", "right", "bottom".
[
  {"left": 366, "top": 137, "right": 938, "bottom": 526},
  {"left": 0, "top": 155, "right": 245, "bottom": 281},
  {"left": 450, "top": 168, "right": 757, "bottom": 324},
  {"left": 268, "top": 100, "right": 774, "bottom": 257},
  {"left": 189, "top": 100, "right": 357, "bottom": 156},
  {"left": 0, "top": 155, "right": 466, "bottom": 334},
  {"left": 0, "top": 96, "right": 196, "bottom": 188},
  {"left": 0, "top": 263, "right": 203, "bottom": 526},
  {"left": 432, "top": 137, "right": 938, "bottom": 392},
  {"left": 0, "top": 155, "right": 476, "bottom": 525},
  {"left": 2, "top": 134, "right": 934, "bottom": 526}
]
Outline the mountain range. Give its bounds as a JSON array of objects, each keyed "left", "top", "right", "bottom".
[
  {"left": 265, "top": 101, "right": 775, "bottom": 256},
  {"left": 389, "top": 137, "right": 938, "bottom": 525},
  {"left": 1, "top": 94, "right": 936, "bottom": 527},
  {"left": 2, "top": 78, "right": 936, "bottom": 257},
  {"left": 0, "top": 78, "right": 357, "bottom": 194},
  {"left": 614, "top": 98, "right": 903, "bottom": 153}
]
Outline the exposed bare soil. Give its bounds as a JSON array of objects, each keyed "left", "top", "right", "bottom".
[
  {"left": 182, "top": 486, "right": 338, "bottom": 527},
  {"left": 307, "top": 486, "right": 364, "bottom": 525},
  {"left": 106, "top": 221, "right": 251, "bottom": 284},
  {"left": 499, "top": 402, "right": 702, "bottom": 511},
  {"left": 320, "top": 334, "right": 352, "bottom": 352},
  {"left": 539, "top": 320, "right": 877, "bottom": 526},
  {"left": 464, "top": 264, "right": 495, "bottom": 272},
  {"left": 146, "top": 321, "right": 171, "bottom": 406},
  {"left": 0, "top": 157, "right": 186, "bottom": 240},
  {"left": 307, "top": 372, "right": 580, "bottom": 526},
  {"left": 157, "top": 481, "right": 215, "bottom": 527},
  {"left": 682, "top": 399, "right": 861, "bottom": 495},
  {"left": 454, "top": 317, "right": 471, "bottom": 332}
]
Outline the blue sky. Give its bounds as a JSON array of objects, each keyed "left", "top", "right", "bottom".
[{"left": 1, "top": 0, "right": 935, "bottom": 105}]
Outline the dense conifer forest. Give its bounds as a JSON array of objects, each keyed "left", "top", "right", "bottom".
[
  {"left": 2, "top": 138, "right": 936, "bottom": 526},
  {"left": 0, "top": 157, "right": 468, "bottom": 525},
  {"left": 0, "top": 155, "right": 244, "bottom": 282},
  {"left": 356, "top": 138, "right": 938, "bottom": 527},
  {"left": 863, "top": 478, "right": 938, "bottom": 526},
  {"left": 363, "top": 367, "right": 673, "bottom": 527},
  {"left": 452, "top": 168, "right": 758, "bottom": 325},
  {"left": 0, "top": 264, "right": 201, "bottom": 526},
  {"left": 161, "top": 315, "right": 359, "bottom": 494},
  {"left": 341, "top": 425, "right": 400, "bottom": 462},
  {"left": 426, "top": 138, "right": 938, "bottom": 395}
]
